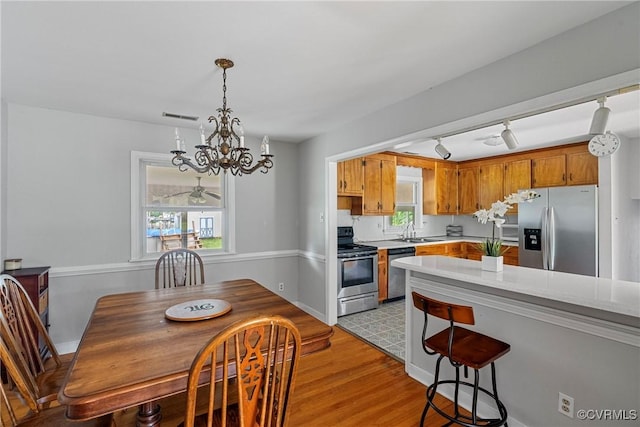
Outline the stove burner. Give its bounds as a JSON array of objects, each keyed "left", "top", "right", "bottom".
[{"left": 337, "top": 227, "right": 377, "bottom": 256}]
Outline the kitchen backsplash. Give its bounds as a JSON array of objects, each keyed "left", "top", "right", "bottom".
[{"left": 338, "top": 210, "right": 518, "bottom": 242}]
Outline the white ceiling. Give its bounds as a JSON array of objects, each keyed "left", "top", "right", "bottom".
[
  {"left": 395, "top": 89, "right": 640, "bottom": 161},
  {"left": 2, "top": 1, "right": 638, "bottom": 160}
]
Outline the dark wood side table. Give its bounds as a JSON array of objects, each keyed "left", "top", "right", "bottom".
[{"left": 2, "top": 266, "right": 51, "bottom": 357}]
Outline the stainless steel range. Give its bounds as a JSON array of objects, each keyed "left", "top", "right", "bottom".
[{"left": 337, "top": 226, "right": 378, "bottom": 317}]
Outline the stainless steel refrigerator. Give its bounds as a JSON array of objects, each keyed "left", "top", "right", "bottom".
[{"left": 518, "top": 185, "right": 598, "bottom": 276}]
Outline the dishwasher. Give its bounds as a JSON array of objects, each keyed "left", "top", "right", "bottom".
[{"left": 387, "top": 246, "right": 416, "bottom": 300}]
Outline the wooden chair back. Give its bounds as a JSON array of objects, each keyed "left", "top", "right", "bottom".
[
  {"left": 411, "top": 291, "right": 475, "bottom": 325},
  {"left": 183, "top": 315, "right": 302, "bottom": 427},
  {"left": 0, "top": 274, "right": 62, "bottom": 381},
  {"left": 154, "top": 249, "right": 205, "bottom": 289},
  {"left": 0, "top": 314, "right": 113, "bottom": 426},
  {"left": 0, "top": 318, "right": 42, "bottom": 416},
  {"left": 412, "top": 291, "right": 476, "bottom": 359}
]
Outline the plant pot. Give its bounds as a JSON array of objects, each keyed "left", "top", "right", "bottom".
[{"left": 481, "top": 255, "right": 503, "bottom": 272}]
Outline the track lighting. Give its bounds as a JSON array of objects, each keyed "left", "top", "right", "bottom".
[
  {"left": 434, "top": 138, "right": 451, "bottom": 160},
  {"left": 501, "top": 120, "right": 519, "bottom": 150},
  {"left": 589, "top": 96, "right": 610, "bottom": 135}
]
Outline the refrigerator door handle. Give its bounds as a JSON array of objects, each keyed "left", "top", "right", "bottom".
[
  {"left": 548, "top": 206, "right": 556, "bottom": 271},
  {"left": 541, "top": 207, "right": 549, "bottom": 269}
]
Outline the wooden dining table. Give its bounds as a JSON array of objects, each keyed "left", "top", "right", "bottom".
[{"left": 57, "top": 278, "right": 334, "bottom": 426}]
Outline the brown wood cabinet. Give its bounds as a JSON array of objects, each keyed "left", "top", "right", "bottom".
[
  {"left": 415, "top": 243, "right": 447, "bottom": 256},
  {"left": 435, "top": 163, "right": 458, "bottom": 214},
  {"left": 447, "top": 242, "right": 465, "bottom": 258},
  {"left": 503, "top": 159, "right": 531, "bottom": 214},
  {"left": 502, "top": 246, "right": 519, "bottom": 266},
  {"left": 566, "top": 151, "right": 598, "bottom": 185},
  {"left": 363, "top": 153, "right": 396, "bottom": 215},
  {"left": 2, "top": 266, "right": 50, "bottom": 356},
  {"left": 415, "top": 243, "right": 464, "bottom": 257},
  {"left": 415, "top": 156, "right": 458, "bottom": 216},
  {"left": 377, "top": 249, "right": 388, "bottom": 302},
  {"left": 532, "top": 148, "right": 599, "bottom": 188},
  {"left": 478, "top": 163, "right": 504, "bottom": 210},
  {"left": 532, "top": 154, "right": 566, "bottom": 187},
  {"left": 337, "top": 158, "right": 364, "bottom": 196},
  {"left": 458, "top": 166, "right": 479, "bottom": 214}
]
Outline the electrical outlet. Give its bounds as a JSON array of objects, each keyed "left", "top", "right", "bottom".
[
  {"left": 278, "top": 283, "right": 284, "bottom": 291},
  {"left": 558, "top": 392, "right": 574, "bottom": 418}
]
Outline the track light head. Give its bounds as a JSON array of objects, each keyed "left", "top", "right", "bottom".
[
  {"left": 501, "top": 120, "right": 518, "bottom": 150},
  {"left": 589, "top": 96, "right": 610, "bottom": 135},
  {"left": 434, "top": 138, "right": 451, "bottom": 160}
]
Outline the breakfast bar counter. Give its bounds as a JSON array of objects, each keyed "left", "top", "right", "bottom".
[{"left": 391, "top": 255, "right": 640, "bottom": 427}]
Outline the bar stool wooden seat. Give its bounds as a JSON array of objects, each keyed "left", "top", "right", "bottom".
[{"left": 412, "top": 291, "right": 510, "bottom": 427}]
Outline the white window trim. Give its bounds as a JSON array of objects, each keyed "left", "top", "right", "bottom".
[
  {"left": 130, "top": 151, "right": 236, "bottom": 261},
  {"left": 383, "top": 175, "right": 423, "bottom": 233}
]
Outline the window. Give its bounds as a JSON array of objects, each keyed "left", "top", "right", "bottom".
[
  {"left": 386, "top": 173, "right": 422, "bottom": 232},
  {"left": 131, "top": 152, "right": 235, "bottom": 260}
]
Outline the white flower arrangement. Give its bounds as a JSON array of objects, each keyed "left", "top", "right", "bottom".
[{"left": 474, "top": 190, "right": 539, "bottom": 256}]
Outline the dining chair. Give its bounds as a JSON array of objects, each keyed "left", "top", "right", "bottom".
[
  {"left": 181, "top": 314, "right": 302, "bottom": 427},
  {"left": 0, "top": 333, "right": 113, "bottom": 427},
  {"left": 0, "top": 274, "right": 73, "bottom": 407},
  {"left": 155, "top": 248, "right": 205, "bottom": 289}
]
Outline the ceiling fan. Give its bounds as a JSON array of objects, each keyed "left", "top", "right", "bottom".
[{"left": 166, "top": 176, "right": 221, "bottom": 204}]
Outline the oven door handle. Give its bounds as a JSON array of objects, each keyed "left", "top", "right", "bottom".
[{"left": 339, "top": 293, "right": 377, "bottom": 303}]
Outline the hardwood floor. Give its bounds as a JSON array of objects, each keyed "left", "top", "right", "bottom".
[
  {"left": 287, "top": 326, "right": 454, "bottom": 426},
  {"left": 5, "top": 327, "right": 456, "bottom": 426}
]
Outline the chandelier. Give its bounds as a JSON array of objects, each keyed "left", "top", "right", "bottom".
[{"left": 171, "top": 58, "right": 274, "bottom": 176}]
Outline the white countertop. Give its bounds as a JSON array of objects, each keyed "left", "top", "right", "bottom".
[
  {"left": 391, "top": 255, "right": 640, "bottom": 326},
  {"left": 363, "top": 236, "right": 518, "bottom": 250}
]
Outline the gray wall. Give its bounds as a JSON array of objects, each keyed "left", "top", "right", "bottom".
[
  {"left": 612, "top": 136, "right": 640, "bottom": 281},
  {"left": 296, "top": 3, "right": 640, "bottom": 312},
  {"left": 4, "top": 104, "right": 301, "bottom": 350}
]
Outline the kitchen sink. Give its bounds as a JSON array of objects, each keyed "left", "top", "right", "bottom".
[{"left": 391, "top": 237, "right": 444, "bottom": 243}]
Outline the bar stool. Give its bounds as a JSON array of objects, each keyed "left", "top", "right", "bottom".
[{"left": 412, "top": 291, "right": 510, "bottom": 427}]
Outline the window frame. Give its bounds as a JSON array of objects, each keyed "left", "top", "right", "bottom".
[
  {"left": 130, "top": 151, "right": 236, "bottom": 261},
  {"left": 384, "top": 175, "right": 423, "bottom": 233}
]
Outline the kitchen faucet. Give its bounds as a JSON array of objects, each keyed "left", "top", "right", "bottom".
[{"left": 403, "top": 221, "right": 415, "bottom": 239}]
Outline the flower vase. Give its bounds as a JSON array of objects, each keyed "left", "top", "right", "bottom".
[{"left": 481, "top": 255, "right": 503, "bottom": 272}]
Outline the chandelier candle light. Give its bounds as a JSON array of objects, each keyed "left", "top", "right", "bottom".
[
  {"left": 474, "top": 190, "right": 539, "bottom": 271},
  {"left": 171, "top": 58, "right": 274, "bottom": 176}
]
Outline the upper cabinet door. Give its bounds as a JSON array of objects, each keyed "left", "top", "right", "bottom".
[
  {"left": 338, "top": 158, "right": 364, "bottom": 196},
  {"left": 362, "top": 154, "right": 396, "bottom": 215},
  {"left": 566, "top": 152, "right": 598, "bottom": 185},
  {"left": 532, "top": 154, "right": 566, "bottom": 187},
  {"left": 379, "top": 157, "right": 397, "bottom": 215},
  {"left": 504, "top": 159, "right": 532, "bottom": 214},
  {"left": 458, "top": 166, "right": 479, "bottom": 214},
  {"left": 478, "top": 163, "right": 504, "bottom": 209},
  {"left": 436, "top": 163, "right": 457, "bottom": 214}
]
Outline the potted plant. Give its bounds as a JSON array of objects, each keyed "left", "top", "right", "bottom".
[{"left": 474, "top": 190, "right": 539, "bottom": 271}]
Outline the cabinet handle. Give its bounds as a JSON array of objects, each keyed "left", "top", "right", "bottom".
[
  {"left": 562, "top": 174, "right": 566, "bottom": 181},
  {"left": 569, "top": 173, "right": 573, "bottom": 182},
  {"left": 344, "top": 180, "right": 348, "bottom": 189}
]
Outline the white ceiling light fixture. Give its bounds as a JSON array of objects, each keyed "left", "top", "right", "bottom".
[
  {"left": 482, "top": 135, "right": 503, "bottom": 146},
  {"left": 434, "top": 138, "right": 452, "bottom": 160},
  {"left": 589, "top": 96, "right": 610, "bottom": 135},
  {"left": 501, "top": 119, "right": 519, "bottom": 150}
]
